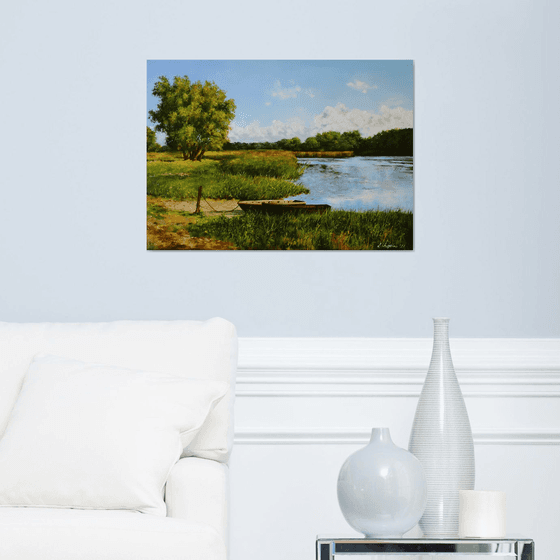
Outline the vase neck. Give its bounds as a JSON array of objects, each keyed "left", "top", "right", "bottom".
[
  {"left": 432, "top": 317, "right": 450, "bottom": 351},
  {"left": 370, "top": 427, "right": 393, "bottom": 444},
  {"left": 428, "top": 318, "right": 455, "bottom": 372}
]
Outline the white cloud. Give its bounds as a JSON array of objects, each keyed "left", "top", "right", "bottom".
[
  {"left": 347, "top": 80, "right": 377, "bottom": 93},
  {"left": 265, "top": 102, "right": 272, "bottom": 106},
  {"left": 229, "top": 103, "right": 413, "bottom": 143},
  {"left": 230, "top": 117, "right": 308, "bottom": 143},
  {"left": 304, "top": 89, "right": 315, "bottom": 98},
  {"left": 271, "top": 80, "right": 302, "bottom": 99},
  {"left": 312, "top": 103, "right": 412, "bottom": 137}
]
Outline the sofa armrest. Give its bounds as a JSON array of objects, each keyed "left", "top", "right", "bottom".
[{"left": 165, "top": 457, "right": 229, "bottom": 549}]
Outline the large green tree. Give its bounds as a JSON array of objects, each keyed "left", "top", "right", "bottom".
[{"left": 149, "top": 75, "right": 236, "bottom": 161}]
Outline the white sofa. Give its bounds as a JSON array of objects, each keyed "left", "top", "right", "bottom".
[{"left": 0, "top": 318, "right": 237, "bottom": 560}]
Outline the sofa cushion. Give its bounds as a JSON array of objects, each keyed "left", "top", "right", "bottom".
[
  {"left": 0, "top": 508, "right": 226, "bottom": 560},
  {"left": 0, "top": 354, "right": 227, "bottom": 516},
  {"left": 0, "top": 318, "right": 237, "bottom": 462}
]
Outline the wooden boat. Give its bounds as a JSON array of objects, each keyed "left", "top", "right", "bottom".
[{"left": 238, "top": 200, "right": 331, "bottom": 214}]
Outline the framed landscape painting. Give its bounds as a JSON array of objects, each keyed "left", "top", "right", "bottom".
[{"left": 147, "top": 60, "right": 413, "bottom": 250}]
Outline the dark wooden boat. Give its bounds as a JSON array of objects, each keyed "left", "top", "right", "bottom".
[{"left": 238, "top": 200, "right": 331, "bottom": 214}]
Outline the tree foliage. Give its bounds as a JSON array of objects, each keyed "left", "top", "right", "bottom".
[
  {"left": 224, "top": 128, "right": 412, "bottom": 156},
  {"left": 147, "top": 126, "right": 161, "bottom": 152},
  {"left": 355, "top": 128, "right": 413, "bottom": 156},
  {"left": 149, "top": 75, "right": 236, "bottom": 161}
]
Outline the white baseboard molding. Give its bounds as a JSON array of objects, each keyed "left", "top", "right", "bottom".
[
  {"left": 236, "top": 338, "right": 560, "bottom": 398},
  {"left": 236, "top": 388, "right": 560, "bottom": 397},
  {"left": 238, "top": 337, "right": 560, "bottom": 371},
  {"left": 234, "top": 428, "right": 560, "bottom": 446},
  {"left": 235, "top": 338, "right": 560, "bottom": 445}
]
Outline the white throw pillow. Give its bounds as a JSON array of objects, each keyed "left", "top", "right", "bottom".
[{"left": 0, "top": 354, "right": 227, "bottom": 516}]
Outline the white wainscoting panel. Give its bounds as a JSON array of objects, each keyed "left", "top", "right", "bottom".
[{"left": 229, "top": 338, "right": 560, "bottom": 560}]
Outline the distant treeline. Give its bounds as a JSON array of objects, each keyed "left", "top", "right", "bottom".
[
  {"left": 148, "top": 127, "right": 413, "bottom": 157},
  {"left": 223, "top": 128, "right": 413, "bottom": 157}
]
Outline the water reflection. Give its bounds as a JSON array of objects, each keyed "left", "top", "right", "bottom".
[{"left": 289, "top": 156, "right": 413, "bottom": 212}]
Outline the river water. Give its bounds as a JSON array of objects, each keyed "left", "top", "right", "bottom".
[{"left": 288, "top": 156, "right": 413, "bottom": 212}]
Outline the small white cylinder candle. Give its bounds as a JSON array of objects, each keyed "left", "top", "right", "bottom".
[{"left": 459, "top": 490, "right": 506, "bottom": 538}]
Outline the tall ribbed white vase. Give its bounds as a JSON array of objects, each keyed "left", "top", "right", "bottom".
[{"left": 408, "top": 317, "right": 475, "bottom": 537}]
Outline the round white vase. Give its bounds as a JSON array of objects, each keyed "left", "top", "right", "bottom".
[
  {"left": 408, "top": 317, "right": 475, "bottom": 537},
  {"left": 337, "top": 427, "right": 427, "bottom": 538}
]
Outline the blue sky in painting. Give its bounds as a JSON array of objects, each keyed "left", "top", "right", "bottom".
[{"left": 147, "top": 60, "right": 413, "bottom": 144}]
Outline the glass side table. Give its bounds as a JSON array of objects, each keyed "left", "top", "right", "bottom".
[{"left": 316, "top": 535, "right": 534, "bottom": 559}]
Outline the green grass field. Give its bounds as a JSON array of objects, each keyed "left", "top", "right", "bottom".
[
  {"left": 147, "top": 150, "right": 309, "bottom": 201},
  {"left": 185, "top": 209, "right": 413, "bottom": 250},
  {"left": 147, "top": 150, "right": 413, "bottom": 250}
]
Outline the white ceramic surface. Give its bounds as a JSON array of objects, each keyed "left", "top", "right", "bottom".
[
  {"left": 459, "top": 490, "right": 506, "bottom": 538},
  {"left": 408, "top": 318, "right": 475, "bottom": 537},
  {"left": 337, "top": 427, "right": 427, "bottom": 537}
]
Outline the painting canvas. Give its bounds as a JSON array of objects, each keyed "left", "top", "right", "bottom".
[{"left": 147, "top": 60, "right": 413, "bottom": 250}]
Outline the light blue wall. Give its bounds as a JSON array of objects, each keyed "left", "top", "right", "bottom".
[{"left": 0, "top": 0, "right": 558, "bottom": 337}]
